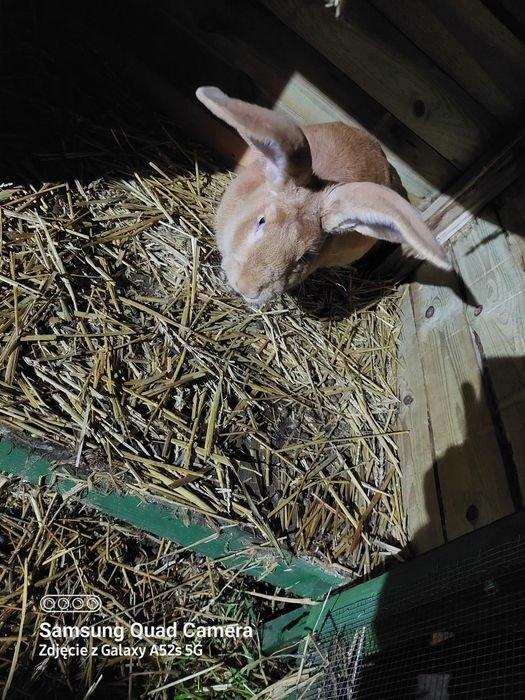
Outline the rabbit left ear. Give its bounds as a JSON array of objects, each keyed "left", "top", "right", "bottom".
[
  {"left": 322, "top": 182, "right": 452, "bottom": 270},
  {"left": 196, "top": 86, "right": 312, "bottom": 185}
]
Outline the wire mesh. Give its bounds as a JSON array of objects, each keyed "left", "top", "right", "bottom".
[{"left": 299, "top": 536, "right": 525, "bottom": 699}]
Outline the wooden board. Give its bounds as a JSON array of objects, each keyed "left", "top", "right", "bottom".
[
  {"left": 396, "top": 286, "right": 444, "bottom": 553},
  {"left": 483, "top": 0, "right": 525, "bottom": 44},
  {"left": 408, "top": 264, "right": 514, "bottom": 540},
  {"left": 495, "top": 172, "right": 525, "bottom": 238},
  {"left": 260, "top": 0, "right": 497, "bottom": 167},
  {"left": 372, "top": 0, "right": 525, "bottom": 120},
  {"left": 163, "top": 0, "right": 456, "bottom": 206},
  {"left": 452, "top": 212, "right": 525, "bottom": 500}
]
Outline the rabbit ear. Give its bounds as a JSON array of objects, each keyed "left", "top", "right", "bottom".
[
  {"left": 322, "top": 182, "right": 452, "bottom": 270},
  {"left": 196, "top": 86, "right": 312, "bottom": 185}
]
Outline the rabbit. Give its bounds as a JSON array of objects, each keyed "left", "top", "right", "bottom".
[{"left": 196, "top": 86, "right": 451, "bottom": 307}]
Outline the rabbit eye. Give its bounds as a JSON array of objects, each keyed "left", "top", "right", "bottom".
[{"left": 251, "top": 216, "right": 266, "bottom": 242}]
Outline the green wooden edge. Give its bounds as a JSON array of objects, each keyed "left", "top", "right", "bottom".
[
  {"left": 261, "top": 508, "right": 525, "bottom": 654},
  {"left": 0, "top": 438, "right": 351, "bottom": 598},
  {"left": 261, "top": 571, "right": 386, "bottom": 655}
]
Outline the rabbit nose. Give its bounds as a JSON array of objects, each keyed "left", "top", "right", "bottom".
[
  {"left": 236, "top": 279, "right": 262, "bottom": 299},
  {"left": 244, "top": 295, "right": 263, "bottom": 308},
  {"left": 239, "top": 287, "right": 265, "bottom": 306}
]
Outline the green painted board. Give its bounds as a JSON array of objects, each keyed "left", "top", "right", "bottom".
[
  {"left": 0, "top": 437, "right": 351, "bottom": 599},
  {"left": 262, "top": 571, "right": 387, "bottom": 655},
  {"left": 262, "top": 508, "right": 525, "bottom": 654}
]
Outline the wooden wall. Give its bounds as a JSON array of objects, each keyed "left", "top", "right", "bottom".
[
  {"left": 163, "top": 0, "right": 525, "bottom": 206},
  {"left": 66, "top": 0, "right": 525, "bottom": 208},
  {"left": 398, "top": 174, "right": 525, "bottom": 553}
]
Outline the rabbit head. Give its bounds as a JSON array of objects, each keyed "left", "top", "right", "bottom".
[{"left": 196, "top": 87, "right": 450, "bottom": 306}]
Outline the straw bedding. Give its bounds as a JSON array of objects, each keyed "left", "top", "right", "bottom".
[
  {"left": 0, "top": 478, "right": 282, "bottom": 698},
  {"left": 0, "top": 119, "right": 407, "bottom": 575}
]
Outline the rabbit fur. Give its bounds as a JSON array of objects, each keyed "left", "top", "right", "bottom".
[{"left": 196, "top": 86, "right": 450, "bottom": 306}]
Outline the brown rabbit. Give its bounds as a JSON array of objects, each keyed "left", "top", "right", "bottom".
[{"left": 196, "top": 87, "right": 450, "bottom": 306}]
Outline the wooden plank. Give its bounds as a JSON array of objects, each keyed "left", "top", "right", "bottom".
[
  {"left": 374, "top": 124, "right": 525, "bottom": 280},
  {"left": 410, "top": 265, "right": 514, "bottom": 540},
  {"left": 260, "top": 0, "right": 497, "bottom": 167},
  {"left": 372, "top": 0, "right": 525, "bottom": 121},
  {"left": 423, "top": 126, "right": 525, "bottom": 242},
  {"left": 163, "top": 0, "right": 456, "bottom": 206},
  {"left": 452, "top": 212, "right": 525, "bottom": 499},
  {"left": 483, "top": 0, "right": 525, "bottom": 44},
  {"left": 495, "top": 172, "right": 525, "bottom": 237},
  {"left": 396, "top": 286, "right": 444, "bottom": 553}
]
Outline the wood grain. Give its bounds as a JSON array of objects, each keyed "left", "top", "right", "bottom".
[
  {"left": 409, "top": 264, "right": 514, "bottom": 540},
  {"left": 260, "top": 0, "right": 497, "bottom": 166},
  {"left": 396, "top": 287, "right": 445, "bottom": 553},
  {"left": 452, "top": 213, "right": 525, "bottom": 498},
  {"left": 164, "top": 0, "right": 456, "bottom": 206},
  {"left": 372, "top": 0, "right": 525, "bottom": 120}
]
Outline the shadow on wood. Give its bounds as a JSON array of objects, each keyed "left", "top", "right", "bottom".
[{"left": 406, "top": 355, "right": 525, "bottom": 559}]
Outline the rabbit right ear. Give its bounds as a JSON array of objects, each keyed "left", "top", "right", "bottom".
[
  {"left": 322, "top": 182, "right": 452, "bottom": 270},
  {"left": 196, "top": 86, "right": 312, "bottom": 185}
]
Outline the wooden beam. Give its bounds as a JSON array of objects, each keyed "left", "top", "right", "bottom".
[
  {"left": 374, "top": 124, "right": 525, "bottom": 280},
  {"left": 0, "top": 438, "right": 351, "bottom": 598},
  {"left": 424, "top": 125, "right": 525, "bottom": 244},
  {"left": 261, "top": 0, "right": 497, "bottom": 167},
  {"left": 164, "top": 0, "right": 456, "bottom": 207},
  {"left": 396, "top": 286, "right": 445, "bottom": 553}
]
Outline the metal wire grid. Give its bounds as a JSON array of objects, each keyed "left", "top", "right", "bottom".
[{"left": 298, "top": 537, "right": 525, "bottom": 699}]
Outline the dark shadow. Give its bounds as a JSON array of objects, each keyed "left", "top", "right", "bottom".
[
  {"left": 288, "top": 265, "right": 395, "bottom": 320},
  {"left": 495, "top": 177, "right": 525, "bottom": 237},
  {"left": 288, "top": 259, "right": 480, "bottom": 320},
  {"left": 0, "top": 0, "right": 224, "bottom": 184},
  {"left": 408, "top": 359, "right": 525, "bottom": 558},
  {"left": 353, "top": 354, "right": 525, "bottom": 697},
  {"left": 408, "top": 265, "right": 480, "bottom": 308}
]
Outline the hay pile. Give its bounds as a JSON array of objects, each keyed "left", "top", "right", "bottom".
[
  {"left": 0, "top": 477, "right": 284, "bottom": 698},
  {"left": 0, "top": 121, "right": 406, "bottom": 575}
]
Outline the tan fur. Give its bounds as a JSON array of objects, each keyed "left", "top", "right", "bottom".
[
  {"left": 304, "top": 123, "right": 390, "bottom": 185},
  {"left": 196, "top": 87, "right": 450, "bottom": 306}
]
